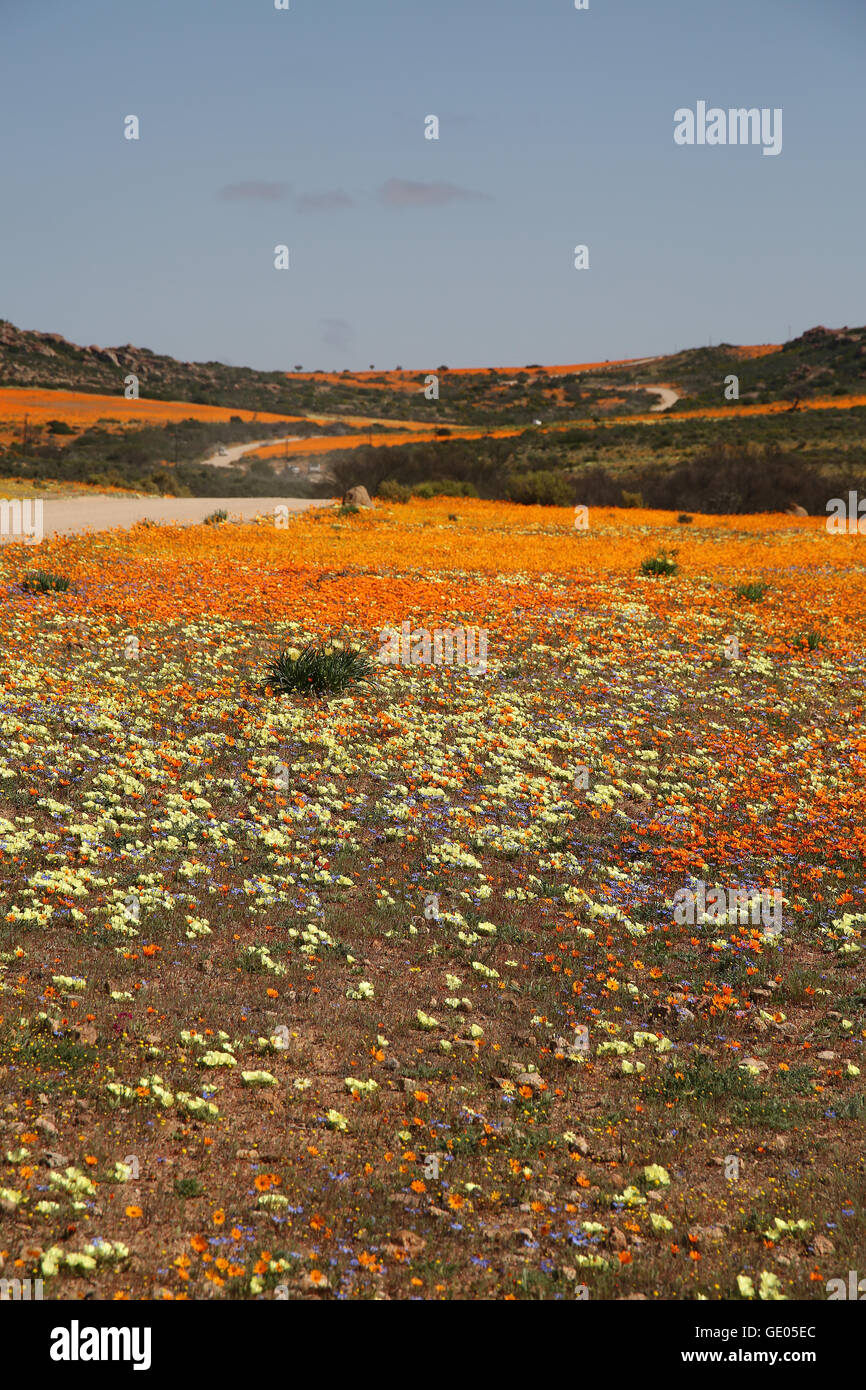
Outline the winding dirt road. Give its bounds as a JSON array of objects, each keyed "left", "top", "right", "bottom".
[
  {"left": 199, "top": 436, "right": 303, "bottom": 469},
  {"left": 15, "top": 495, "right": 332, "bottom": 541}
]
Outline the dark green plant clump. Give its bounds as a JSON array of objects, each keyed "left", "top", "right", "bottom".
[
  {"left": 640, "top": 549, "right": 678, "bottom": 577},
  {"left": 736, "top": 580, "right": 769, "bottom": 602},
  {"left": 21, "top": 570, "right": 71, "bottom": 593},
  {"left": 265, "top": 641, "right": 375, "bottom": 696}
]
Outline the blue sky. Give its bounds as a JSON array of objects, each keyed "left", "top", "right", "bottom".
[{"left": 2, "top": 0, "right": 864, "bottom": 371}]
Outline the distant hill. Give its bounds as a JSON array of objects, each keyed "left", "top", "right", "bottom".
[
  {"left": 2, "top": 319, "right": 863, "bottom": 427},
  {"left": 621, "top": 326, "right": 866, "bottom": 408},
  {"left": 0, "top": 319, "right": 318, "bottom": 417}
]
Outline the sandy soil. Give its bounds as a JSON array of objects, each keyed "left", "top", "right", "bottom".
[{"left": 648, "top": 386, "right": 681, "bottom": 411}]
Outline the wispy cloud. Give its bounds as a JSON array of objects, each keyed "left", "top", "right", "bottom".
[
  {"left": 319, "top": 318, "right": 354, "bottom": 351},
  {"left": 218, "top": 181, "right": 291, "bottom": 202},
  {"left": 378, "top": 178, "right": 492, "bottom": 207},
  {"left": 296, "top": 189, "right": 355, "bottom": 213}
]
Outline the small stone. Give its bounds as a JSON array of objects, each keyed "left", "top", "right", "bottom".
[
  {"left": 298, "top": 1272, "right": 330, "bottom": 1293},
  {"left": 742, "top": 1057, "right": 769, "bottom": 1072},
  {"left": 688, "top": 1225, "right": 725, "bottom": 1241},
  {"left": 42, "top": 1150, "right": 71, "bottom": 1169},
  {"left": 515, "top": 1072, "right": 544, "bottom": 1091},
  {"left": 512, "top": 1227, "right": 535, "bottom": 1244},
  {"left": 388, "top": 1229, "right": 426, "bottom": 1258}
]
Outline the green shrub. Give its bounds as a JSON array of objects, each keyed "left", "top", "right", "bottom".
[
  {"left": 174, "top": 1177, "right": 204, "bottom": 1198},
  {"left": 640, "top": 549, "right": 678, "bottom": 577},
  {"left": 265, "top": 641, "right": 375, "bottom": 697},
  {"left": 21, "top": 570, "right": 71, "bottom": 593},
  {"left": 677, "top": 513, "right": 693, "bottom": 524},
  {"left": 412, "top": 479, "right": 478, "bottom": 499},
  {"left": 505, "top": 469, "right": 574, "bottom": 506},
  {"left": 337, "top": 503, "right": 360, "bottom": 516},
  {"left": 621, "top": 490, "right": 644, "bottom": 508},
  {"left": 377, "top": 480, "right": 412, "bottom": 502},
  {"left": 203, "top": 508, "right": 228, "bottom": 525}
]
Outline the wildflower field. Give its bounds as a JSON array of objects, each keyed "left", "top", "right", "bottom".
[
  {"left": 0, "top": 498, "right": 864, "bottom": 1301},
  {"left": 0, "top": 387, "right": 298, "bottom": 446}
]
